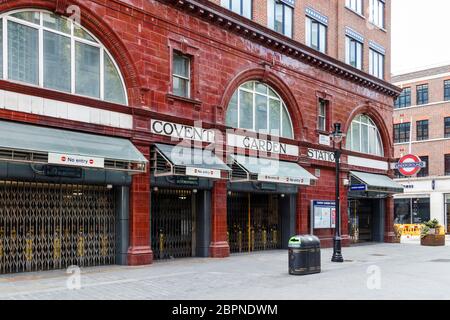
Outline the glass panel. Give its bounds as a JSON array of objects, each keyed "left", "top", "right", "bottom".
[
  {"left": 412, "top": 198, "right": 430, "bottom": 224},
  {"left": 269, "top": 99, "right": 281, "bottom": 136},
  {"left": 0, "top": 19, "right": 2, "bottom": 78},
  {"left": 311, "top": 21, "right": 319, "bottom": 49},
  {"left": 239, "top": 90, "right": 253, "bottom": 130},
  {"left": 394, "top": 199, "right": 411, "bottom": 224},
  {"left": 268, "top": 87, "right": 278, "bottom": 98},
  {"left": 255, "top": 82, "right": 267, "bottom": 95},
  {"left": 267, "top": 0, "right": 275, "bottom": 29},
  {"left": 8, "top": 21, "right": 39, "bottom": 85},
  {"left": 305, "top": 17, "right": 311, "bottom": 46},
  {"left": 226, "top": 91, "right": 238, "bottom": 128},
  {"left": 173, "top": 53, "right": 189, "bottom": 78},
  {"left": 242, "top": 0, "right": 252, "bottom": 18},
  {"left": 284, "top": 6, "right": 293, "bottom": 38},
  {"left": 231, "top": 0, "right": 241, "bottom": 15},
  {"left": 75, "top": 41, "right": 100, "bottom": 98},
  {"left": 74, "top": 25, "right": 97, "bottom": 43},
  {"left": 104, "top": 53, "right": 127, "bottom": 104},
  {"left": 282, "top": 106, "right": 293, "bottom": 138},
  {"left": 351, "top": 121, "right": 360, "bottom": 152},
  {"left": 361, "top": 123, "right": 369, "bottom": 154},
  {"left": 241, "top": 82, "right": 253, "bottom": 90},
  {"left": 11, "top": 11, "right": 40, "bottom": 25},
  {"left": 43, "top": 31, "right": 71, "bottom": 92},
  {"left": 43, "top": 13, "right": 71, "bottom": 34},
  {"left": 173, "top": 76, "right": 189, "bottom": 98},
  {"left": 356, "top": 42, "right": 362, "bottom": 69},
  {"left": 319, "top": 24, "right": 326, "bottom": 53},
  {"left": 274, "top": 3, "right": 283, "bottom": 34},
  {"left": 255, "top": 94, "right": 268, "bottom": 133},
  {"left": 346, "top": 127, "right": 352, "bottom": 150}
]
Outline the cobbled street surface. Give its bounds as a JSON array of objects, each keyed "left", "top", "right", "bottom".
[{"left": 1, "top": 241, "right": 450, "bottom": 300}]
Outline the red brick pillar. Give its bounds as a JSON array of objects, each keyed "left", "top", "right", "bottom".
[
  {"left": 127, "top": 145, "right": 153, "bottom": 265},
  {"left": 297, "top": 187, "right": 309, "bottom": 234},
  {"left": 384, "top": 196, "right": 396, "bottom": 243},
  {"left": 209, "top": 180, "right": 230, "bottom": 258}
]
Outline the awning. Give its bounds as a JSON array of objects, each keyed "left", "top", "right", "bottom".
[
  {"left": 350, "top": 171, "right": 404, "bottom": 194},
  {"left": 230, "top": 154, "right": 317, "bottom": 186},
  {"left": 152, "top": 144, "right": 230, "bottom": 179},
  {"left": 0, "top": 120, "right": 147, "bottom": 173}
]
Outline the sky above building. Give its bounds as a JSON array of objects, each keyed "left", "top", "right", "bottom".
[{"left": 391, "top": 0, "right": 450, "bottom": 76}]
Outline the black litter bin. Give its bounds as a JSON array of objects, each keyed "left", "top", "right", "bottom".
[{"left": 288, "top": 235, "right": 321, "bottom": 275}]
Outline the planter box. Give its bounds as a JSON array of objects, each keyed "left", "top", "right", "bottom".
[{"left": 421, "top": 234, "right": 446, "bottom": 246}]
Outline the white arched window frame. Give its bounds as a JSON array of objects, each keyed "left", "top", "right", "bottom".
[
  {"left": 346, "top": 114, "right": 384, "bottom": 157},
  {"left": 0, "top": 9, "right": 128, "bottom": 105},
  {"left": 225, "top": 81, "right": 294, "bottom": 139}
]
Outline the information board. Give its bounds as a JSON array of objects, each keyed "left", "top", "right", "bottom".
[{"left": 311, "top": 200, "right": 336, "bottom": 230}]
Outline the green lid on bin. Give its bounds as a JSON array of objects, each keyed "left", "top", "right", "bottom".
[{"left": 289, "top": 236, "right": 302, "bottom": 247}]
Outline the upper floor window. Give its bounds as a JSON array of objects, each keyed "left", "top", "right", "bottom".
[
  {"left": 346, "top": 114, "right": 384, "bottom": 156},
  {"left": 416, "top": 120, "right": 429, "bottom": 141},
  {"left": 268, "top": 0, "right": 293, "bottom": 38},
  {"left": 305, "top": 17, "right": 327, "bottom": 53},
  {"left": 172, "top": 52, "right": 190, "bottom": 98},
  {"left": 417, "top": 156, "right": 429, "bottom": 177},
  {"left": 345, "top": 0, "right": 363, "bottom": 15},
  {"left": 226, "top": 81, "right": 294, "bottom": 139},
  {"left": 416, "top": 84, "right": 429, "bottom": 105},
  {"left": 394, "top": 87, "right": 411, "bottom": 109},
  {"left": 394, "top": 122, "right": 411, "bottom": 144},
  {"left": 345, "top": 36, "right": 363, "bottom": 70},
  {"left": 445, "top": 117, "right": 450, "bottom": 138},
  {"left": 444, "top": 80, "right": 450, "bottom": 101},
  {"left": 317, "top": 99, "right": 328, "bottom": 132},
  {"left": 369, "top": 0, "right": 385, "bottom": 28},
  {"left": 0, "top": 10, "right": 127, "bottom": 105},
  {"left": 369, "top": 49, "right": 384, "bottom": 79},
  {"left": 220, "top": 0, "right": 252, "bottom": 19},
  {"left": 445, "top": 154, "right": 450, "bottom": 176}
]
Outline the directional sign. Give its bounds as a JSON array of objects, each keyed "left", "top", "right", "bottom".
[
  {"left": 350, "top": 184, "right": 367, "bottom": 191},
  {"left": 395, "top": 154, "right": 426, "bottom": 177}
]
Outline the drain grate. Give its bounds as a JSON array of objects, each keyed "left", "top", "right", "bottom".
[{"left": 429, "top": 259, "right": 450, "bottom": 263}]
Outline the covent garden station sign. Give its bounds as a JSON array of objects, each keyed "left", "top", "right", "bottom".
[{"left": 150, "top": 119, "right": 318, "bottom": 186}]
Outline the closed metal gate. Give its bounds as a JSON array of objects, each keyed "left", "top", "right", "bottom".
[
  {"left": 151, "top": 189, "right": 195, "bottom": 260},
  {"left": 227, "top": 193, "right": 281, "bottom": 253},
  {"left": 0, "top": 181, "right": 116, "bottom": 274}
]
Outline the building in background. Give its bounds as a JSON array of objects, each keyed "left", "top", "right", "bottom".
[
  {"left": 393, "top": 65, "right": 450, "bottom": 233},
  {"left": 0, "top": 0, "right": 399, "bottom": 275}
]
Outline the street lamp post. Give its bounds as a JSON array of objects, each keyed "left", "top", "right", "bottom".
[{"left": 331, "top": 123, "right": 345, "bottom": 263}]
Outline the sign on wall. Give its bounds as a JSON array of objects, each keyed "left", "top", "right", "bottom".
[
  {"left": 311, "top": 200, "right": 336, "bottom": 229},
  {"left": 185, "top": 167, "right": 221, "bottom": 179},
  {"left": 48, "top": 153, "right": 105, "bottom": 169},
  {"left": 150, "top": 120, "right": 215, "bottom": 143},
  {"left": 307, "top": 149, "right": 335, "bottom": 163},
  {"left": 395, "top": 154, "right": 426, "bottom": 177},
  {"left": 227, "top": 133, "right": 299, "bottom": 157}
]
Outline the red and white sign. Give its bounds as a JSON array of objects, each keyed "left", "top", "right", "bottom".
[
  {"left": 395, "top": 154, "right": 426, "bottom": 177},
  {"left": 186, "top": 167, "right": 221, "bottom": 179},
  {"left": 48, "top": 153, "right": 105, "bottom": 169}
]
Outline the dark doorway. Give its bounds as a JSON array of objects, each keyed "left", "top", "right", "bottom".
[{"left": 348, "top": 198, "right": 385, "bottom": 244}]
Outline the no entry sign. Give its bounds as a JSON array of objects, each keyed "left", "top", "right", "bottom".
[{"left": 395, "top": 154, "right": 426, "bottom": 177}]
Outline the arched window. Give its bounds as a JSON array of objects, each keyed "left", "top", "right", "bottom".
[
  {"left": 226, "top": 81, "right": 294, "bottom": 139},
  {"left": 346, "top": 114, "right": 384, "bottom": 156},
  {"left": 0, "top": 10, "right": 127, "bottom": 105}
]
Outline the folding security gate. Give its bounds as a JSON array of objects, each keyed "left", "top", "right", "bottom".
[
  {"left": 227, "top": 193, "right": 281, "bottom": 253},
  {"left": 0, "top": 181, "right": 116, "bottom": 274},
  {"left": 151, "top": 189, "right": 195, "bottom": 260}
]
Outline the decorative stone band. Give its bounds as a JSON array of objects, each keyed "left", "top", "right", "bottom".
[
  {"left": 305, "top": 7, "right": 329, "bottom": 26},
  {"left": 345, "top": 27, "right": 365, "bottom": 43},
  {"left": 279, "top": 0, "right": 295, "bottom": 8},
  {"left": 369, "top": 40, "right": 386, "bottom": 55}
]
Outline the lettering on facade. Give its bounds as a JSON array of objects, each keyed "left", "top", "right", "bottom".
[
  {"left": 307, "top": 149, "right": 335, "bottom": 162},
  {"left": 227, "top": 133, "right": 299, "bottom": 156},
  {"left": 151, "top": 120, "right": 215, "bottom": 143}
]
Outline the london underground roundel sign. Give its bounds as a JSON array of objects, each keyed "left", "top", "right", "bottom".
[{"left": 395, "top": 154, "right": 426, "bottom": 177}]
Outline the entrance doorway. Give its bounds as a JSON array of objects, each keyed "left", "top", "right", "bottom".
[
  {"left": 227, "top": 193, "right": 282, "bottom": 253},
  {"left": 348, "top": 198, "right": 385, "bottom": 244},
  {"left": 151, "top": 189, "right": 196, "bottom": 260}
]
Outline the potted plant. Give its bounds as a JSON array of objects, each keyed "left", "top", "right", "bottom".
[{"left": 421, "top": 219, "right": 446, "bottom": 246}]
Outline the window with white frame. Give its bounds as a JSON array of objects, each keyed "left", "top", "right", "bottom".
[
  {"left": 345, "top": 36, "right": 363, "bottom": 70},
  {"left": 305, "top": 16, "right": 327, "bottom": 53},
  {"left": 267, "top": 0, "right": 293, "bottom": 38},
  {"left": 346, "top": 114, "right": 384, "bottom": 156},
  {"left": 317, "top": 99, "right": 327, "bottom": 131},
  {"left": 220, "top": 0, "right": 252, "bottom": 19},
  {"left": 225, "top": 81, "right": 294, "bottom": 139},
  {"left": 172, "top": 52, "right": 190, "bottom": 98},
  {"left": 345, "top": 0, "right": 363, "bottom": 15},
  {"left": 369, "top": 0, "right": 385, "bottom": 28},
  {"left": 369, "top": 48, "right": 384, "bottom": 79},
  {"left": 0, "top": 10, "right": 127, "bottom": 105}
]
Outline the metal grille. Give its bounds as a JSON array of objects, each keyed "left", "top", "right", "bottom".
[
  {"left": 227, "top": 193, "right": 281, "bottom": 253},
  {"left": 151, "top": 189, "right": 194, "bottom": 260},
  {"left": 0, "top": 181, "right": 115, "bottom": 274}
]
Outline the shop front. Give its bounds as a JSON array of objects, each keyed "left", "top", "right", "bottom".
[
  {"left": 227, "top": 154, "right": 317, "bottom": 253},
  {"left": 348, "top": 171, "right": 404, "bottom": 244},
  {"left": 150, "top": 143, "right": 230, "bottom": 260},
  {"left": 0, "top": 120, "right": 147, "bottom": 274}
]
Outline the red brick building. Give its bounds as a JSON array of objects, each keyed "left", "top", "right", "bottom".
[{"left": 0, "top": 0, "right": 401, "bottom": 274}]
